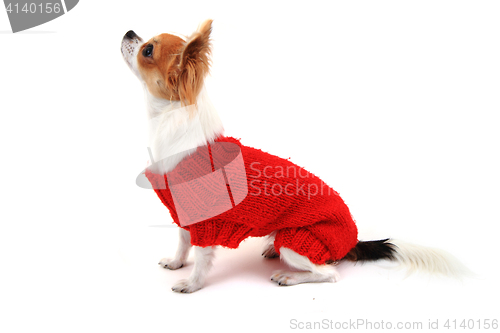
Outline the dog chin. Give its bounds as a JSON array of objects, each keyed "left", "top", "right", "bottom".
[{"left": 121, "top": 35, "right": 143, "bottom": 79}]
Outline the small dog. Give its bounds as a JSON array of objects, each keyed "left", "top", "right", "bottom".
[{"left": 121, "top": 20, "right": 469, "bottom": 293}]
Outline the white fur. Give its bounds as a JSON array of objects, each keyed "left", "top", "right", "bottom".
[
  {"left": 271, "top": 247, "right": 340, "bottom": 285},
  {"left": 390, "top": 239, "right": 472, "bottom": 278},
  {"left": 171, "top": 246, "right": 216, "bottom": 293},
  {"left": 122, "top": 27, "right": 470, "bottom": 294},
  {"left": 159, "top": 228, "right": 192, "bottom": 270},
  {"left": 262, "top": 231, "right": 279, "bottom": 258},
  {"left": 121, "top": 34, "right": 143, "bottom": 79},
  {"left": 265, "top": 232, "right": 340, "bottom": 285},
  {"left": 145, "top": 87, "right": 223, "bottom": 174}
]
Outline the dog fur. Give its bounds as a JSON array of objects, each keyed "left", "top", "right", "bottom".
[{"left": 121, "top": 20, "right": 470, "bottom": 293}]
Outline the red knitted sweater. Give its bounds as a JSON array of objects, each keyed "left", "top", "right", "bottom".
[{"left": 145, "top": 136, "right": 358, "bottom": 264}]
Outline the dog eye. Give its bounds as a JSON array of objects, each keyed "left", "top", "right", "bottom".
[{"left": 143, "top": 44, "right": 153, "bottom": 57}]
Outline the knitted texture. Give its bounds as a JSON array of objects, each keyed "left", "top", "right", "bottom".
[{"left": 145, "top": 136, "right": 358, "bottom": 264}]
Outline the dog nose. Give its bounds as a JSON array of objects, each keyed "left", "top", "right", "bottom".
[{"left": 125, "top": 30, "right": 137, "bottom": 39}]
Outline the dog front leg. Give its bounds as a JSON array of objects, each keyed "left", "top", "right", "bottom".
[
  {"left": 171, "top": 245, "right": 215, "bottom": 293},
  {"left": 159, "top": 228, "right": 191, "bottom": 269}
]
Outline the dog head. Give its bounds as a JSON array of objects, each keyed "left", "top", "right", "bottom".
[{"left": 121, "top": 20, "right": 213, "bottom": 106}]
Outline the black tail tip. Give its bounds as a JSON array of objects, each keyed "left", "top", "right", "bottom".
[{"left": 343, "top": 238, "right": 397, "bottom": 262}]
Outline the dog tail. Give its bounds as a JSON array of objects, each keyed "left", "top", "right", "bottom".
[
  {"left": 343, "top": 238, "right": 471, "bottom": 278},
  {"left": 343, "top": 238, "right": 397, "bottom": 262}
]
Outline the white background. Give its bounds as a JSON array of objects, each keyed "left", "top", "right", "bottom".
[{"left": 1, "top": 1, "right": 499, "bottom": 332}]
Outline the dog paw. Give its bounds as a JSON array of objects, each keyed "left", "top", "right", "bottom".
[
  {"left": 171, "top": 279, "right": 202, "bottom": 293},
  {"left": 270, "top": 269, "right": 340, "bottom": 286},
  {"left": 271, "top": 270, "right": 297, "bottom": 286},
  {"left": 158, "top": 258, "right": 184, "bottom": 270},
  {"left": 262, "top": 244, "right": 279, "bottom": 259}
]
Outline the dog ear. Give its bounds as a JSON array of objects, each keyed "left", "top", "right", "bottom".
[{"left": 177, "top": 19, "right": 213, "bottom": 106}]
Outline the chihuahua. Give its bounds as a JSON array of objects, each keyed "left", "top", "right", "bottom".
[{"left": 121, "top": 20, "right": 469, "bottom": 293}]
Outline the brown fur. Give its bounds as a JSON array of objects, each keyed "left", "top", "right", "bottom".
[
  {"left": 136, "top": 20, "right": 213, "bottom": 108},
  {"left": 177, "top": 19, "right": 213, "bottom": 106}
]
